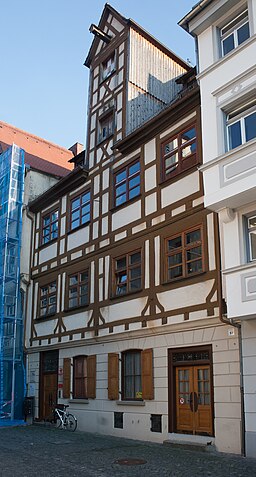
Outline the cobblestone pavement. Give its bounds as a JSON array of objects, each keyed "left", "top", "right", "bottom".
[{"left": 0, "top": 425, "right": 256, "bottom": 477}]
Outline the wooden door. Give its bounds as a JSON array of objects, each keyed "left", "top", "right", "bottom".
[
  {"left": 42, "top": 373, "right": 58, "bottom": 419},
  {"left": 176, "top": 365, "right": 212, "bottom": 435}
]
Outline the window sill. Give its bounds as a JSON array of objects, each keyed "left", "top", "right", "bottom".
[
  {"left": 116, "top": 400, "right": 145, "bottom": 406},
  {"left": 69, "top": 399, "right": 89, "bottom": 404},
  {"left": 162, "top": 271, "right": 206, "bottom": 286}
]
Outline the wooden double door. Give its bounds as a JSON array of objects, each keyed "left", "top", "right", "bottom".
[
  {"left": 169, "top": 346, "right": 213, "bottom": 436},
  {"left": 176, "top": 365, "right": 212, "bottom": 435},
  {"left": 40, "top": 350, "right": 58, "bottom": 420}
]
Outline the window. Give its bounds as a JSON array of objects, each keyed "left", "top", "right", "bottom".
[
  {"left": 165, "top": 227, "right": 203, "bottom": 281},
  {"left": 42, "top": 209, "right": 59, "bottom": 245},
  {"left": 70, "top": 190, "right": 91, "bottom": 231},
  {"left": 122, "top": 350, "right": 142, "bottom": 400},
  {"left": 220, "top": 10, "right": 250, "bottom": 57},
  {"left": 39, "top": 281, "right": 57, "bottom": 317},
  {"left": 98, "top": 112, "right": 114, "bottom": 143},
  {"left": 161, "top": 124, "right": 197, "bottom": 180},
  {"left": 114, "top": 160, "right": 141, "bottom": 207},
  {"left": 227, "top": 100, "right": 256, "bottom": 150},
  {"left": 114, "top": 250, "right": 142, "bottom": 296},
  {"left": 68, "top": 270, "right": 89, "bottom": 308},
  {"left": 73, "top": 356, "right": 87, "bottom": 399},
  {"left": 101, "top": 53, "right": 115, "bottom": 81},
  {"left": 247, "top": 215, "right": 256, "bottom": 261}
]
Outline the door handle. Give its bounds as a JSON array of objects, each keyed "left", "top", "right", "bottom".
[
  {"left": 189, "top": 392, "right": 193, "bottom": 412},
  {"left": 194, "top": 392, "right": 198, "bottom": 412}
]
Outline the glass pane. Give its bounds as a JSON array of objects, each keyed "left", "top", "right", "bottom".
[
  {"left": 40, "top": 307, "right": 47, "bottom": 317},
  {"left": 116, "top": 194, "right": 126, "bottom": 206},
  {"left": 71, "top": 210, "right": 80, "bottom": 221},
  {"left": 124, "top": 353, "right": 133, "bottom": 374},
  {"left": 69, "top": 275, "right": 78, "bottom": 286},
  {"left": 237, "top": 22, "right": 250, "bottom": 45},
  {"left": 116, "top": 284, "right": 126, "bottom": 295},
  {"left": 168, "top": 266, "right": 182, "bottom": 279},
  {"left": 80, "top": 271, "right": 88, "bottom": 282},
  {"left": 182, "top": 141, "right": 196, "bottom": 158},
  {"left": 116, "top": 257, "right": 126, "bottom": 270},
  {"left": 117, "top": 272, "right": 127, "bottom": 284},
  {"left": 82, "top": 192, "right": 90, "bottom": 204},
  {"left": 181, "top": 127, "right": 196, "bottom": 143},
  {"left": 69, "top": 298, "right": 78, "bottom": 308},
  {"left": 49, "top": 296, "right": 56, "bottom": 304},
  {"left": 228, "top": 121, "right": 242, "bottom": 149},
  {"left": 52, "top": 222, "right": 58, "bottom": 232},
  {"left": 186, "top": 229, "right": 201, "bottom": 244},
  {"left": 130, "top": 279, "right": 141, "bottom": 290},
  {"left": 80, "top": 285, "right": 88, "bottom": 295},
  {"left": 81, "top": 214, "right": 90, "bottom": 224},
  {"left": 115, "top": 170, "right": 126, "bottom": 184},
  {"left": 250, "top": 231, "right": 256, "bottom": 260},
  {"left": 80, "top": 295, "right": 88, "bottom": 306},
  {"left": 130, "top": 252, "right": 141, "bottom": 265},
  {"left": 222, "top": 34, "right": 235, "bottom": 55},
  {"left": 245, "top": 112, "right": 256, "bottom": 142},
  {"left": 187, "top": 260, "right": 202, "bottom": 274},
  {"left": 41, "top": 287, "right": 48, "bottom": 296},
  {"left": 129, "top": 162, "right": 140, "bottom": 176},
  {"left": 164, "top": 138, "right": 178, "bottom": 156},
  {"left": 49, "top": 283, "right": 56, "bottom": 293},
  {"left": 134, "top": 353, "right": 141, "bottom": 374},
  {"left": 116, "top": 183, "right": 126, "bottom": 196},
  {"left": 248, "top": 216, "right": 256, "bottom": 229},
  {"left": 82, "top": 204, "right": 90, "bottom": 215},
  {"left": 124, "top": 376, "right": 133, "bottom": 399},
  {"left": 168, "top": 236, "right": 182, "bottom": 250},
  {"left": 129, "top": 186, "right": 140, "bottom": 199},
  {"left": 71, "top": 219, "right": 80, "bottom": 230},
  {"left": 49, "top": 305, "right": 56, "bottom": 314},
  {"left": 52, "top": 212, "right": 58, "bottom": 221},
  {"left": 130, "top": 266, "right": 141, "bottom": 279},
  {"left": 165, "top": 153, "right": 178, "bottom": 173},
  {"left": 40, "top": 298, "right": 47, "bottom": 307},
  {"left": 71, "top": 198, "right": 80, "bottom": 210},
  {"left": 43, "top": 216, "right": 50, "bottom": 226},
  {"left": 69, "top": 287, "right": 77, "bottom": 298},
  {"left": 186, "top": 246, "right": 202, "bottom": 261},
  {"left": 129, "top": 175, "right": 140, "bottom": 189},
  {"left": 43, "top": 226, "right": 50, "bottom": 236},
  {"left": 168, "top": 253, "right": 182, "bottom": 266}
]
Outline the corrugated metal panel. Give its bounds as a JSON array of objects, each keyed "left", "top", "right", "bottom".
[{"left": 126, "top": 29, "right": 187, "bottom": 135}]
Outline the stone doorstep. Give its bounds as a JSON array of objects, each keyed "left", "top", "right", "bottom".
[{"left": 164, "top": 435, "right": 216, "bottom": 453}]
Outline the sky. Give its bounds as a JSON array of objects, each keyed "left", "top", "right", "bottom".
[{"left": 1, "top": 1, "right": 195, "bottom": 150}]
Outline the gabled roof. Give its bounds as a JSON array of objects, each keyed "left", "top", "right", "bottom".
[
  {"left": 85, "top": 3, "right": 189, "bottom": 70},
  {"left": 0, "top": 120, "right": 74, "bottom": 177}
]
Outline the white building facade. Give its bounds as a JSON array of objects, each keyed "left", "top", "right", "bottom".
[{"left": 180, "top": 0, "right": 256, "bottom": 457}]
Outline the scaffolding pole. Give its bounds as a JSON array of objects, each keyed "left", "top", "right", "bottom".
[{"left": 0, "top": 145, "right": 25, "bottom": 424}]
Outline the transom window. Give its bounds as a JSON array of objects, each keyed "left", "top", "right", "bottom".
[
  {"left": 98, "top": 112, "right": 114, "bottom": 143},
  {"left": 39, "top": 281, "right": 57, "bottom": 317},
  {"left": 73, "top": 356, "right": 87, "bottom": 399},
  {"left": 166, "top": 227, "right": 203, "bottom": 281},
  {"left": 70, "top": 191, "right": 91, "bottom": 231},
  {"left": 162, "top": 125, "right": 197, "bottom": 180},
  {"left": 114, "top": 160, "right": 141, "bottom": 207},
  {"left": 247, "top": 215, "right": 256, "bottom": 261},
  {"left": 220, "top": 10, "right": 250, "bottom": 57},
  {"left": 227, "top": 100, "right": 256, "bottom": 150},
  {"left": 114, "top": 250, "right": 142, "bottom": 296},
  {"left": 122, "top": 350, "right": 142, "bottom": 400},
  {"left": 68, "top": 271, "right": 89, "bottom": 308},
  {"left": 101, "top": 53, "right": 115, "bottom": 81},
  {"left": 42, "top": 210, "right": 59, "bottom": 244}
]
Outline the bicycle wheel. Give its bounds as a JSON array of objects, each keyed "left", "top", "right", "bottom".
[{"left": 66, "top": 413, "right": 77, "bottom": 432}]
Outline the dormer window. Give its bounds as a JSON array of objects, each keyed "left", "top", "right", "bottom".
[
  {"left": 101, "top": 53, "right": 115, "bottom": 81},
  {"left": 220, "top": 10, "right": 250, "bottom": 57}
]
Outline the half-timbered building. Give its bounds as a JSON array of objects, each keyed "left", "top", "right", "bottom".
[{"left": 25, "top": 5, "right": 241, "bottom": 454}]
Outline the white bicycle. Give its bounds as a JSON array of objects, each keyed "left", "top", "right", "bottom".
[{"left": 53, "top": 404, "right": 77, "bottom": 432}]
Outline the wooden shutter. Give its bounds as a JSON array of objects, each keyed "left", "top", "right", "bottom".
[
  {"left": 108, "top": 353, "right": 119, "bottom": 400},
  {"left": 87, "top": 355, "right": 96, "bottom": 399},
  {"left": 63, "top": 358, "right": 71, "bottom": 399},
  {"left": 141, "top": 348, "right": 154, "bottom": 400}
]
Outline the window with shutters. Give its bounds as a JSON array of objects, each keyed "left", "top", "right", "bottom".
[
  {"left": 73, "top": 356, "right": 87, "bottom": 399},
  {"left": 122, "top": 350, "right": 142, "bottom": 400}
]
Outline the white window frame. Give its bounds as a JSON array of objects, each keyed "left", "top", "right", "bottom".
[
  {"left": 247, "top": 214, "right": 256, "bottom": 262},
  {"left": 220, "top": 9, "right": 250, "bottom": 57},
  {"left": 226, "top": 100, "right": 256, "bottom": 150}
]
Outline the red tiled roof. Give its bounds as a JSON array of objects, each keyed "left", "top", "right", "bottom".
[{"left": 0, "top": 121, "right": 74, "bottom": 177}]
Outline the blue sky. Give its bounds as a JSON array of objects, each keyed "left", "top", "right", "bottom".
[{"left": 1, "top": 1, "right": 195, "bottom": 149}]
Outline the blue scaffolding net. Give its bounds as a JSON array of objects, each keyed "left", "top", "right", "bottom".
[{"left": 0, "top": 145, "right": 25, "bottom": 425}]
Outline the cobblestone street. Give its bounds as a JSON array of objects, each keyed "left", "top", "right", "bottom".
[{"left": 0, "top": 425, "right": 255, "bottom": 477}]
